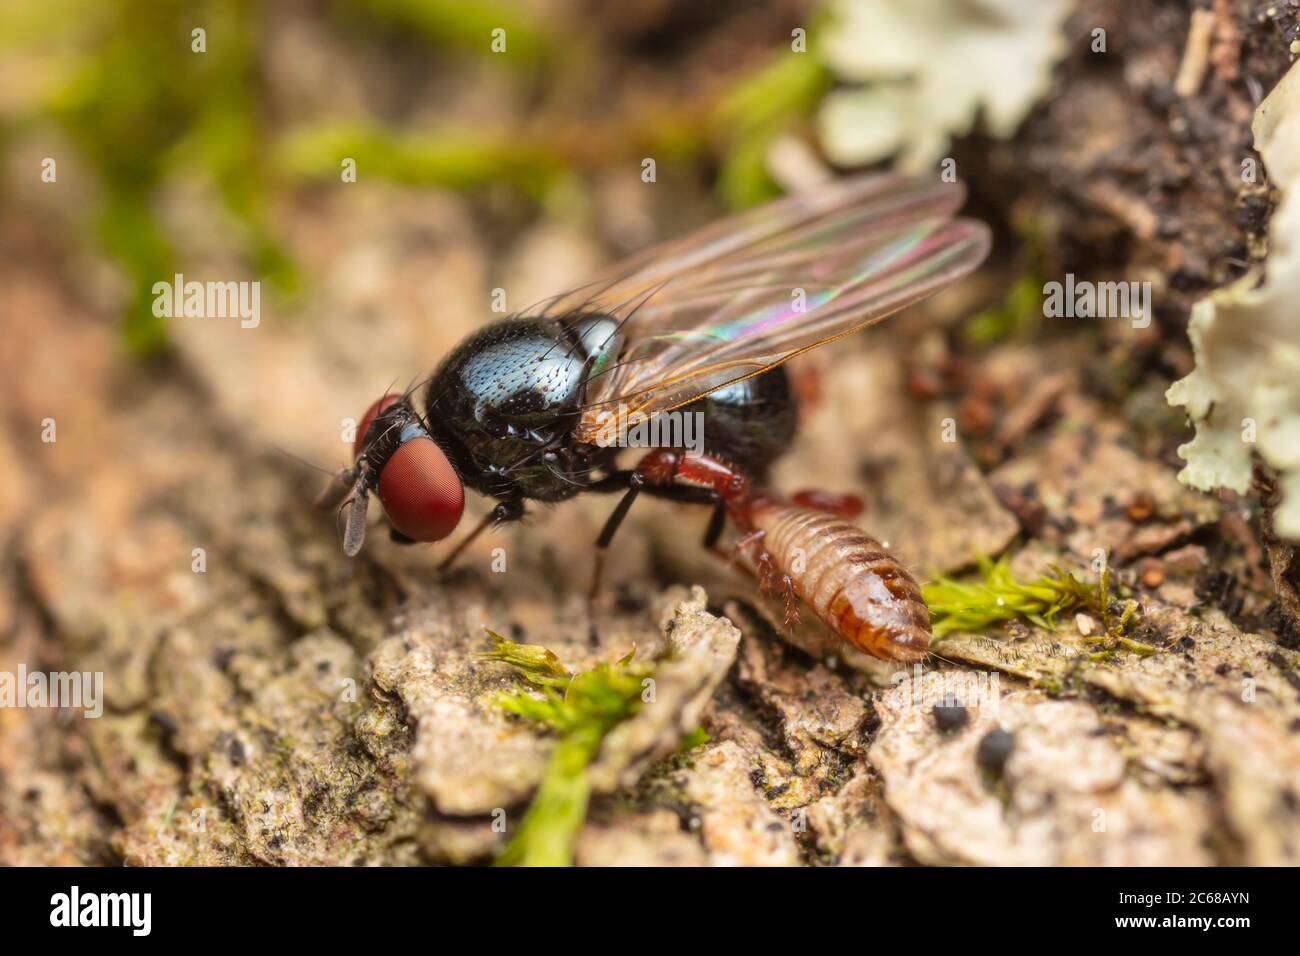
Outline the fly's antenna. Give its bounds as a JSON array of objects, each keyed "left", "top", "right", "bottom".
[{"left": 274, "top": 445, "right": 338, "bottom": 477}]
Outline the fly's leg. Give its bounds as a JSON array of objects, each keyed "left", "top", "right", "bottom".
[
  {"left": 583, "top": 461, "right": 723, "bottom": 638},
  {"left": 702, "top": 498, "right": 727, "bottom": 552},
  {"left": 589, "top": 473, "right": 645, "bottom": 605},
  {"left": 638, "top": 448, "right": 755, "bottom": 557},
  {"left": 586, "top": 450, "right": 738, "bottom": 583},
  {"left": 438, "top": 498, "right": 525, "bottom": 572},
  {"left": 585, "top": 468, "right": 657, "bottom": 645},
  {"left": 584, "top": 450, "right": 739, "bottom": 641},
  {"left": 641, "top": 451, "right": 804, "bottom": 631}
]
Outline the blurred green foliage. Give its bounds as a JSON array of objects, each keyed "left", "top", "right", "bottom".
[
  {"left": 4, "top": 1, "right": 834, "bottom": 355},
  {"left": 714, "top": 49, "right": 831, "bottom": 209},
  {"left": 277, "top": 45, "right": 830, "bottom": 211},
  {"left": 38, "top": 0, "right": 296, "bottom": 355},
  {"left": 346, "top": 0, "right": 555, "bottom": 65},
  {"left": 962, "top": 226, "right": 1051, "bottom": 348},
  {"left": 277, "top": 123, "right": 564, "bottom": 197},
  {"left": 961, "top": 271, "right": 1043, "bottom": 348}
]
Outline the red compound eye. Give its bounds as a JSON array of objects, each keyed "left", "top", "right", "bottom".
[
  {"left": 355, "top": 394, "right": 402, "bottom": 457},
  {"left": 377, "top": 437, "right": 465, "bottom": 542}
]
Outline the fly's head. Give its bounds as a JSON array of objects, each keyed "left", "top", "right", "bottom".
[{"left": 336, "top": 393, "right": 465, "bottom": 555}]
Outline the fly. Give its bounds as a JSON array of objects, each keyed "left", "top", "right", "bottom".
[{"left": 318, "top": 172, "right": 990, "bottom": 658}]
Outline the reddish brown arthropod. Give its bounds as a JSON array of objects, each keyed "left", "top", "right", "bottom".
[
  {"left": 622, "top": 449, "right": 930, "bottom": 661},
  {"left": 745, "top": 501, "right": 932, "bottom": 662}
]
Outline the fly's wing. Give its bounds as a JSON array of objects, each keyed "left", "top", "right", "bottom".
[{"left": 556, "top": 173, "right": 991, "bottom": 446}]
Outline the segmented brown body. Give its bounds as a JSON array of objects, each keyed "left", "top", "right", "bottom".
[{"left": 749, "top": 503, "right": 931, "bottom": 662}]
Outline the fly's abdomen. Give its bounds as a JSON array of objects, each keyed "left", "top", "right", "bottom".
[
  {"left": 688, "top": 368, "right": 796, "bottom": 480},
  {"left": 751, "top": 504, "right": 931, "bottom": 662}
]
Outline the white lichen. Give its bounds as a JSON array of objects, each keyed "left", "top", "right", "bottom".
[
  {"left": 1166, "top": 62, "right": 1300, "bottom": 538},
  {"left": 817, "top": 0, "right": 1074, "bottom": 170}
]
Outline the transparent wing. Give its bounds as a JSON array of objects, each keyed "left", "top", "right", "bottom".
[{"left": 545, "top": 173, "right": 990, "bottom": 445}]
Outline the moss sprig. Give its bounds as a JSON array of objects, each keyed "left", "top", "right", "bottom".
[
  {"left": 480, "top": 631, "right": 650, "bottom": 867},
  {"left": 923, "top": 555, "right": 1150, "bottom": 655},
  {"left": 922, "top": 556, "right": 1102, "bottom": 637}
]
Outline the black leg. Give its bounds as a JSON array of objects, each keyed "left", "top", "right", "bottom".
[
  {"left": 587, "top": 473, "right": 646, "bottom": 644},
  {"left": 582, "top": 462, "right": 725, "bottom": 642},
  {"left": 596, "top": 477, "right": 644, "bottom": 549},
  {"left": 589, "top": 474, "right": 644, "bottom": 598},
  {"left": 583, "top": 469, "right": 640, "bottom": 494},
  {"left": 438, "top": 498, "right": 525, "bottom": 572}
]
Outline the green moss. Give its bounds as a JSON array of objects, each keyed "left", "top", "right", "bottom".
[
  {"left": 40, "top": 0, "right": 296, "bottom": 355},
  {"left": 925, "top": 555, "right": 1150, "bottom": 655},
  {"left": 714, "top": 49, "right": 831, "bottom": 210},
  {"left": 677, "top": 727, "right": 711, "bottom": 753},
  {"left": 276, "top": 122, "right": 563, "bottom": 197},
  {"left": 960, "top": 229, "right": 1052, "bottom": 348},
  {"left": 923, "top": 556, "right": 1103, "bottom": 638},
  {"left": 480, "top": 631, "right": 652, "bottom": 867},
  {"left": 345, "top": 0, "right": 555, "bottom": 66},
  {"left": 495, "top": 725, "right": 602, "bottom": 867},
  {"left": 477, "top": 632, "right": 571, "bottom": 689},
  {"left": 961, "top": 271, "right": 1044, "bottom": 347}
]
